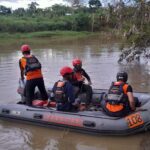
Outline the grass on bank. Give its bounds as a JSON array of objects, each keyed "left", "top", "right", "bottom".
[
  {"left": 0, "top": 30, "right": 122, "bottom": 51},
  {"left": 0, "top": 31, "right": 100, "bottom": 50},
  {"left": 0, "top": 31, "right": 96, "bottom": 39}
]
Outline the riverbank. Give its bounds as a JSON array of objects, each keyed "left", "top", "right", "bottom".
[
  {"left": 0, "top": 31, "right": 122, "bottom": 50},
  {"left": 0, "top": 31, "right": 96, "bottom": 39}
]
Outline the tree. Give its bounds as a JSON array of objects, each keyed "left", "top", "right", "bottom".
[
  {"left": 28, "top": 2, "right": 39, "bottom": 11},
  {"left": 116, "top": 0, "right": 150, "bottom": 63},
  {"left": 0, "top": 5, "right": 11, "bottom": 15},
  {"left": 89, "top": 0, "right": 102, "bottom": 9},
  {"left": 52, "top": 4, "right": 71, "bottom": 16},
  {"left": 72, "top": 13, "right": 90, "bottom": 31},
  {"left": 63, "top": 0, "right": 86, "bottom": 7},
  {"left": 88, "top": 0, "right": 102, "bottom": 32},
  {"left": 13, "top": 8, "right": 26, "bottom": 16},
  {"left": 27, "top": 2, "right": 39, "bottom": 15}
]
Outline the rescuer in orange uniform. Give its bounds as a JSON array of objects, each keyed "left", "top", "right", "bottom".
[
  {"left": 52, "top": 66, "right": 78, "bottom": 111},
  {"left": 72, "top": 58, "right": 93, "bottom": 105},
  {"left": 100, "top": 72, "right": 140, "bottom": 117},
  {"left": 19, "top": 44, "right": 48, "bottom": 105}
]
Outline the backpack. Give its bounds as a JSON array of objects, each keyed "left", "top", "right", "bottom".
[
  {"left": 24, "top": 55, "right": 41, "bottom": 74},
  {"left": 106, "top": 82, "right": 128, "bottom": 105},
  {"left": 54, "top": 81, "right": 67, "bottom": 103}
]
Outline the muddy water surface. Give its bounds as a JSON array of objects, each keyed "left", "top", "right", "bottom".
[{"left": 0, "top": 35, "right": 150, "bottom": 150}]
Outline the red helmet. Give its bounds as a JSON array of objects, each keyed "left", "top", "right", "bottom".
[
  {"left": 60, "top": 66, "right": 73, "bottom": 76},
  {"left": 21, "top": 44, "right": 31, "bottom": 52},
  {"left": 72, "top": 58, "right": 82, "bottom": 66}
]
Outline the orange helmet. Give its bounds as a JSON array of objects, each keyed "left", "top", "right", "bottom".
[
  {"left": 72, "top": 58, "right": 82, "bottom": 66},
  {"left": 60, "top": 66, "right": 73, "bottom": 76},
  {"left": 21, "top": 44, "right": 31, "bottom": 52}
]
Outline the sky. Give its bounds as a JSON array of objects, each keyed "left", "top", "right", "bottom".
[{"left": 0, "top": 0, "right": 66, "bottom": 10}]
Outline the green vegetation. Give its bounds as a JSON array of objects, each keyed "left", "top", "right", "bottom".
[
  {"left": 0, "top": 31, "right": 94, "bottom": 39},
  {"left": 0, "top": 0, "right": 149, "bottom": 62},
  {"left": 0, "top": 1, "right": 149, "bottom": 35}
]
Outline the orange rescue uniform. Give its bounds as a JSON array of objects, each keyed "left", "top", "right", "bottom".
[
  {"left": 106, "top": 83, "right": 129, "bottom": 112},
  {"left": 19, "top": 56, "right": 43, "bottom": 80}
]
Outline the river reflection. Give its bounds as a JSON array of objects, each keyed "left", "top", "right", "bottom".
[
  {"left": 0, "top": 120, "right": 150, "bottom": 150},
  {"left": 0, "top": 35, "right": 150, "bottom": 149}
]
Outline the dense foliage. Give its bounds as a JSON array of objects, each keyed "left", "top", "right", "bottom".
[
  {"left": 0, "top": 0, "right": 149, "bottom": 62},
  {"left": 0, "top": 1, "right": 148, "bottom": 33}
]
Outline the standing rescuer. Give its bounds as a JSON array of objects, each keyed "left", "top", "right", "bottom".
[
  {"left": 19, "top": 44, "right": 48, "bottom": 105},
  {"left": 100, "top": 71, "right": 140, "bottom": 117}
]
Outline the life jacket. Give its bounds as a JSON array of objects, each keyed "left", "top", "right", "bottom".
[
  {"left": 74, "top": 71, "right": 85, "bottom": 81},
  {"left": 105, "top": 82, "right": 129, "bottom": 112},
  {"left": 54, "top": 81, "right": 67, "bottom": 103},
  {"left": 20, "top": 55, "right": 42, "bottom": 80},
  {"left": 23, "top": 55, "right": 41, "bottom": 75}
]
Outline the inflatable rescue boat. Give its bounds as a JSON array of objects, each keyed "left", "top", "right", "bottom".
[{"left": 0, "top": 89, "right": 150, "bottom": 136}]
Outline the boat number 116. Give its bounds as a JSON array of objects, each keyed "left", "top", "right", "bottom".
[{"left": 125, "top": 113, "right": 144, "bottom": 128}]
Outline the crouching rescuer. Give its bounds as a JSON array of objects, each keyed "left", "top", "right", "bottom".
[
  {"left": 19, "top": 44, "right": 48, "bottom": 105},
  {"left": 52, "top": 66, "right": 80, "bottom": 111},
  {"left": 100, "top": 72, "right": 140, "bottom": 117}
]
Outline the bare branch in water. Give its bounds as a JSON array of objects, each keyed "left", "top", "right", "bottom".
[{"left": 118, "top": 38, "right": 150, "bottom": 63}]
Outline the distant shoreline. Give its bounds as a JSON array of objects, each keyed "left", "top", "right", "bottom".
[
  {"left": 0, "top": 30, "right": 122, "bottom": 39},
  {"left": 0, "top": 31, "right": 93, "bottom": 39},
  {"left": 0, "top": 31, "right": 122, "bottom": 50}
]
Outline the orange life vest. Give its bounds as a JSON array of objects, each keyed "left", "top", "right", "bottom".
[
  {"left": 106, "top": 82, "right": 129, "bottom": 112},
  {"left": 74, "top": 71, "right": 85, "bottom": 81},
  {"left": 20, "top": 55, "right": 43, "bottom": 80}
]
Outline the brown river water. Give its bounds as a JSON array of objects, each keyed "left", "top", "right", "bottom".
[{"left": 0, "top": 35, "right": 150, "bottom": 150}]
